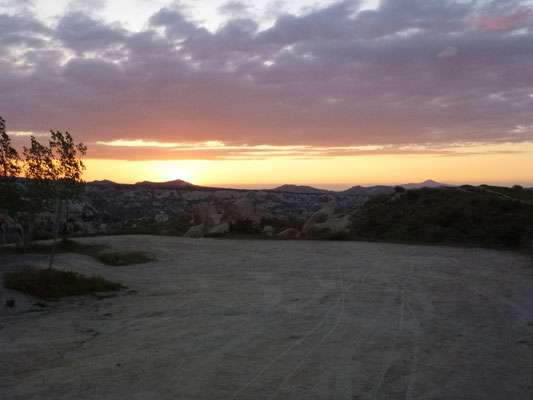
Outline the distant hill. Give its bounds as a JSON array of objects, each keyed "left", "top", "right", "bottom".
[
  {"left": 89, "top": 180, "right": 123, "bottom": 187},
  {"left": 339, "top": 185, "right": 395, "bottom": 196},
  {"left": 273, "top": 180, "right": 454, "bottom": 196},
  {"left": 353, "top": 185, "right": 533, "bottom": 248},
  {"left": 134, "top": 179, "right": 200, "bottom": 189},
  {"left": 88, "top": 178, "right": 456, "bottom": 196},
  {"left": 270, "top": 184, "right": 331, "bottom": 194},
  {"left": 400, "top": 179, "right": 453, "bottom": 189}
]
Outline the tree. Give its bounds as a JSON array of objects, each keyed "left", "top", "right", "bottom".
[
  {"left": 22, "top": 135, "right": 56, "bottom": 249},
  {"left": 0, "top": 116, "right": 22, "bottom": 246},
  {"left": 47, "top": 131, "right": 87, "bottom": 268},
  {"left": 0, "top": 117, "right": 87, "bottom": 259}
]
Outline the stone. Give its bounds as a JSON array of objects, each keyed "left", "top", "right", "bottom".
[
  {"left": 183, "top": 224, "right": 205, "bottom": 238},
  {"left": 193, "top": 202, "right": 217, "bottom": 225},
  {"left": 207, "top": 222, "right": 229, "bottom": 237},
  {"left": 262, "top": 225, "right": 275, "bottom": 237},
  {"left": 301, "top": 200, "right": 341, "bottom": 235},
  {"left": 303, "top": 214, "right": 353, "bottom": 236},
  {"left": 205, "top": 213, "right": 222, "bottom": 231},
  {"left": 221, "top": 198, "right": 273, "bottom": 227},
  {"left": 155, "top": 213, "right": 169, "bottom": 223}
]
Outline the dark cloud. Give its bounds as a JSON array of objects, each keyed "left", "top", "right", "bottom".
[
  {"left": 56, "top": 12, "right": 127, "bottom": 52},
  {"left": 218, "top": 1, "right": 253, "bottom": 18},
  {"left": 0, "top": 0, "right": 532, "bottom": 160},
  {"left": 0, "top": 13, "right": 50, "bottom": 50}
]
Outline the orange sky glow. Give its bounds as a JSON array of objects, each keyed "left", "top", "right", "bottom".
[
  {"left": 2, "top": 0, "right": 533, "bottom": 188},
  {"left": 83, "top": 140, "right": 533, "bottom": 188}
]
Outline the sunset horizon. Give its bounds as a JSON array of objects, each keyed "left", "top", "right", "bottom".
[
  {"left": 2, "top": 1, "right": 533, "bottom": 398},
  {"left": 2, "top": 0, "right": 532, "bottom": 187}
]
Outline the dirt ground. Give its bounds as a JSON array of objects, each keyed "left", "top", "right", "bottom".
[{"left": 1, "top": 235, "right": 532, "bottom": 399}]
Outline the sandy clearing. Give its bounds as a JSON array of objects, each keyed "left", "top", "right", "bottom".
[{"left": 1, "top": 235, "right": 532, "bottom": 399}]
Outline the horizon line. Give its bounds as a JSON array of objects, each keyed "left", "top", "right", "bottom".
[{"left": 90, "top": 179, "right": 533, "bottom": 190}]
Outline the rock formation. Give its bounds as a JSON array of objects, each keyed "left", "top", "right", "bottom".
[{"left": 301, "top": 200, "right": 353, "bottom": 237}]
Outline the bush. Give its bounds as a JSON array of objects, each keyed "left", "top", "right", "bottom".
[
  {"left": 0, "top": 238, "right": 106, "bottom": 255},
  {"left": 352, "top": 186, "right": 533, "bottom": 249},
  {"left": 3, "top": 268, "right": 124, "bottom": 300},
  {"left": 229, "top": 219, "right": 258, "bottom": 234},
  {"left": 96, "top": 251, "right": 154, "bottom": 266}
]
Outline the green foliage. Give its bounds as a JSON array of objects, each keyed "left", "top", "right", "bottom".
[
  {"left": 0, "top": 238, "right": 106, "bottom": 255},
  {"left": 49, "top": 131, "right": 87, "bottom": 200},
  {"left": 262, "top": 216, "right": 305, "bottom": 231},
  {"left": 0, "top": 116, "right": 22, "bottom": 217},
  {"left": 230, "top": 219, "right": 258, "bottom": 234},
  {"left": 96, "top": 251, "right": 154, "bottom": 266},
  {"left": 3, "top": 268, "right": 124, "bottom": 300},
  {"left": 353, "top": 187, "right": 533, "bottom": 248},
  {"left": 477, "top": 185, "right": 533, "bottom": 201}
]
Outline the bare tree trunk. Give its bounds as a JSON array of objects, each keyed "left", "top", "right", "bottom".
[
  {"left": 62, "top": 200, "right": 69, "bottom": 240},
  {"left": 49, "top": 199, "right": 62, "bottom": 270},
  {"left": 23, "top": 218, "right": 33, "bottom": 250},
  {"left": 13, "top": 214, "right": 21, "bottom": 248}
]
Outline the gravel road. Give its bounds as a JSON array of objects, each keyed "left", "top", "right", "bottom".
[{"left": 1, "top": 235, "right": 532, "bottom": 399}]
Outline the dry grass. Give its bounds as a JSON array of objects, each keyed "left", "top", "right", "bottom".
[
  {"left": 95, "top": 251, "right": 154, "bottom": 266},
  {"left": 3, "top": 268, "right": 125, "bottom": 300}
]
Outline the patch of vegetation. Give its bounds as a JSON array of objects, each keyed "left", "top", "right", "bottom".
[
  {"left": 0, "top": 238, "right": 106, "bottom": 256},
  {"left": 262, "top": 216, "right": 306, "bottom": 232},
  {"left": 353, "top": 186, "right": 533, "bottom": 248},
  {"left": 478, "top": 185, "right": 533, "bottom": 202},
  {"left": 95, "top": 251, "right": 154, "bottom": 266},
  {"left": 3, "top": 268, "right": 125, "bottom": 300},
  {"left": 229, "top": 219, "right": 259, "bottom": 234}
]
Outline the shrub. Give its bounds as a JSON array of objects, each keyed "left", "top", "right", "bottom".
[
  {"left": 96, "top": 251, "right": 154, "bottom": 266},
  {"left": 352, "top": 186, "right": 533, "bottom": 249},
  {"left": 230, "top": 219, "right": 258, "bottom": 234},
  {"left": 3, "top": 268, "right": 124, "bottom": 300}
]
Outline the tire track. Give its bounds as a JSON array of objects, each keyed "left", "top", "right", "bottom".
[
  {"left": 231, "top": 253, "right": 344, "bottom": 399},
  {"left": 371, "top": 259, "right": 415, "bottom": 400},
  {"left": 266, "top": 267, "right": 345, "bottom": 400}
]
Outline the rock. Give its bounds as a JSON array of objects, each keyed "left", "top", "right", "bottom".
[
  {"left": 205, "top": 213, "right": 222, "bottom": 231},
  {"left": 275, "top": 228, "right": 300, "bottom": 239},
  {"left": 183, "top": 224, "right": 205, "bottom": 238},
  {"left": 521, "top": 229, "right": 533, "bottom": 248},
  {"left": 262, "top": 225, "right": 275, "bottom": 237},
  {"left": 303, "top": 214, "right": 353, "bottom": 236},
  {"left": 155, "top": 213, "right": 169, "bottom": 223},
  {"left": 207, "top": 222, "right": 229, "bottom": 237},
  {"left": 221, "top": 198, "right": 273, "bottom": 227},
  {"left": 193, "top": 202, "right": 217, "bottom": 225},
  {"left": 301, "top": 200, "right": 341, "bottom": 235}
]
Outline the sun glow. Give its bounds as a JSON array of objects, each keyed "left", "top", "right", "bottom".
[{"left": 83, "top": 142, "right": 533, "bottom": 189}]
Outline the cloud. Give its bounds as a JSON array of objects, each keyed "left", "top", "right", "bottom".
[
  {"left": 0, "top": 0, "right": 532, "bottom": 161},
  {"left": 56, "top": 11, "right": 127, "bottom": 52},
  {"left": 218, "top": 1, "right": 253, "bottom": 18},
  {"left": 437, "top": 46, "right": 458, "bottom": 58},
  {"left": 469, "top": 7, "right": 533, "bottom": 31}
]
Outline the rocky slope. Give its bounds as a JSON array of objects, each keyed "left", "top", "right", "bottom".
[{"left": 0, "top": 182, "right": 368, "bottom": 242}]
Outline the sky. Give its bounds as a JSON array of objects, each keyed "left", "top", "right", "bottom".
[{"left": 1, "top": 0, "right": 533, "bottom": 188}]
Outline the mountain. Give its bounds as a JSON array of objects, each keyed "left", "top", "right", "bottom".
[
  {"left": 270, "top": 184, "right": 331, "bottom": 194},
  {"left": 400, "top": 179, "right": 452, "bottom": 190},
  {"left": 134, "top": 179, "right": 199, "bottom": 189},
  {"left": 89, "top": 179, "right": 123, "bottom": 187},
  {"left": 339, "top": 185, "right": 395, "bottom": 196}
]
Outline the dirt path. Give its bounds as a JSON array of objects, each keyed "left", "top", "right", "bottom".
[{"left": 1, "top": 236, "right": 532, "bottom": 399}]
